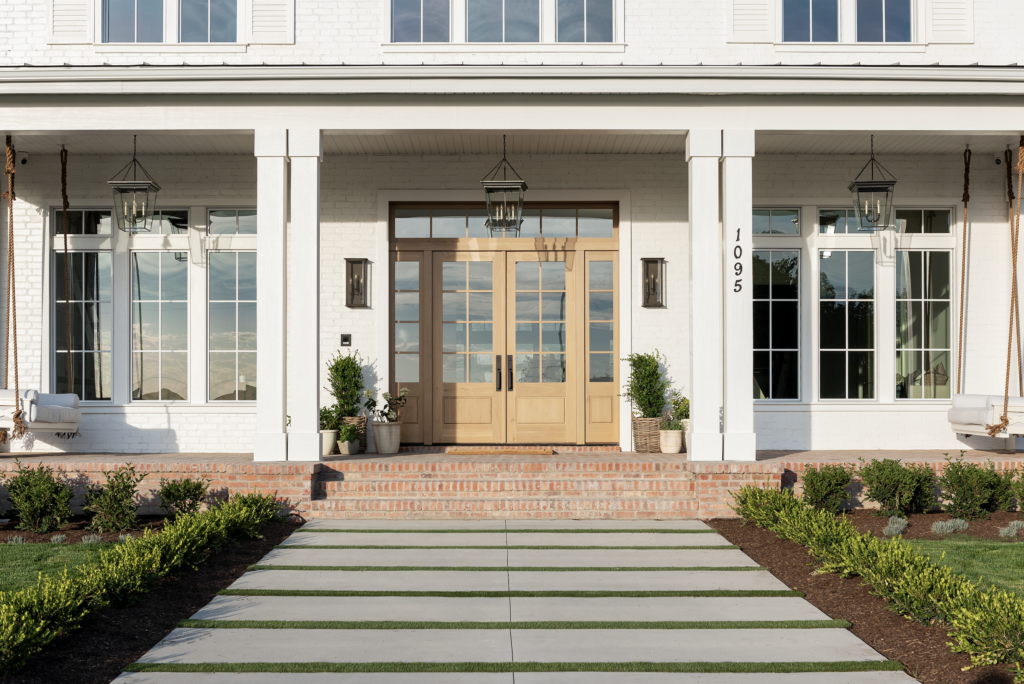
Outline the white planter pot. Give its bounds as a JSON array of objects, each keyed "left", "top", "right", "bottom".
[
  {"left": 659, "top": 430, "right": 684, "bottom": 454},
  {"left": 372, "top": 422, "right": 402, "bottom": 455},
  {"left": 338, "top": 439, "right": 360, "bottom": 455},
  {"left": 320, "top": 429, "right": 338, "bottom": 456}
]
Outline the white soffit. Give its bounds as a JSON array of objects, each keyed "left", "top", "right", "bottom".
[
  {"left": 757, "top": 133, "right": 1020, "bottom": 156},
  {"left": 324, "top": 133, "right": 687, "bottom": 155},
  {"left": 11, "top": 133, "right": 255, "bottom": 155}
]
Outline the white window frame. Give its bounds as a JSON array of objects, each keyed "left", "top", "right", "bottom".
[
  {"left": 855, "top": 0, "right": 915, "bottom": 43},
  {"left": 390, "top": 0, "right": 452, "bottom": 42},
  {"left": 555, "top": 0, "right": 615, "bottom": 43},
  {"left": 773, "top": 0, "right": 929, "bottom": 51}
]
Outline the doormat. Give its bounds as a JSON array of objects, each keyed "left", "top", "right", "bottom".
[{"left": 446, "top": 447, "right": 555, "bottom": 456}]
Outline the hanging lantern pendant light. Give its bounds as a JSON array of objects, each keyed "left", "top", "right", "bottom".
[
  {"left": 848, "top": 135, "right": 897, "bottom": 232},
  {"left": 108, "top": 135, "right": 161, "bottom": 233},
  {"left": 480, "top": 135, "right": 527, "bottom": 237}
]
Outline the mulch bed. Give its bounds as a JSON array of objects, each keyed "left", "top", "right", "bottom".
[
  {"left": 0, "top": 519, "right": 301, "bottom": 684},
  {"left": 844, "top": 509, "right": 1024, "bottom": 542},
  {"left": 0, "top": 516, "right": 167, "bottom": 544},
  {"left": 708, "top": 518, "right": 1016, "bottom": 684}
]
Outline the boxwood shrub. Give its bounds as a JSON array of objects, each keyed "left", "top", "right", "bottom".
[
  {"left": 800, "top": 463, "right": 854, "bottom": 514},
  {"left": 857, "top": 458, "right": 936, "bottom": 517},
  {"left": 937, "top": 453, "right": 1015, "bottom": 520}
]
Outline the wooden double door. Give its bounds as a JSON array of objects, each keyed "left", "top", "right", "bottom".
[{"left": 394, "top": 249, "right": 618, "bottom": 445}]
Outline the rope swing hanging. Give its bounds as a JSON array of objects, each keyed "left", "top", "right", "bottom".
[{"left": 1, "top": 137, "right": 27, "bottom": 442}]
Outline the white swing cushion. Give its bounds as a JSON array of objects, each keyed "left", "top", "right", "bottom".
[
  {"left": 0, "top": 389, "right": 81, "bottom": 425},
  {"left": 949, "top": 394, "right": 1024, "bottom": 434}
]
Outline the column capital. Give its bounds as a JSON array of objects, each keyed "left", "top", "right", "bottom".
[
  {"left": 289, "top": 128, "right": 323, "bottom": 160},
  {"left": 254, "top": 128, "right": 288, "bottom": 158},
  {"left": 685, "top": 129, "right": 722, "bottom": 161},
  {"left": 722, "top": 130, "right": 756, "bottom": 159}
]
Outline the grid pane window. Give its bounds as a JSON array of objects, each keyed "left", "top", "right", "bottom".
[
  {"left": 392, "top": 0, "right": 450, "bottom": 41},
  {"left": 858, "top": 0, "right": 912, "bottom": 42},
  {"left": 896, "top": 209, "right": 951, "bottom": 234},
  {"left": 209, "top": 209, "right": 257, "bottom": 235},
  {"left": 394, "top": 261, "right": 420, "bottom": 383},
  {"left": 516, "top": 261, "right": 567, "bottom": 383},
  {"left": 819, "top": 251, "right": 875, "bottom": 399},
  {"left": 468, "top": 0, "right": 540, "bottom": 42},
  {"left": 393, "top": 207, "right": 612, "bottom": 239},
  {"left": 753, "top": 250, "right": 799, "bottom": 399},
  {"left": 53, "top": 209, "right": 112, "bottom": 236},
  {"left": 103, "top": 0, "right": 163, "bottom": 42},
  {"left": 209, "top": 252, "right": 257, "bottom": 401},
  {"left": 132, "top": 252, "right": 189, "bottom": 401},
  {"left": 753, "top": 208, "right": 800, "bottom": 235},
  {"left": 557, "top": 0, "right": 613, "bottom": 42},
  {"left": 442, "top": 261, "right": 494, "bottom": 383},
  {"left": 588, "top": 260, "right": 614, "bottom": 382},
  {"left": 819, "top": 208, "right": 858, "bottom": 234},
  {"left": 896, "top": 251, "right": 952, "bottom": 399},
  {"left": 782, "top": 0, "right": 838, "bottom": 42},
  {"left": 55, "top": 253, "right": 112, "bottom": 400},
  {"left": 153, "top": 210, "right": 189, "bottom": 235},
  {"left": 181, "top": 0, "right": 237, "bottom": 41}
]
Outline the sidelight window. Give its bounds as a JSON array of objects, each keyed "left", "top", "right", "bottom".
[
  {"left": 587, "top": 261, "right": 614, "bottom": 382},
  {"left": 394, "top": 261, "right": 421, "bottom": 383},
  {"left": 753, "top": 250, "right": 800, "bottom": 399},
  {"left": 468, "top": 0, "right": 540, "bottom": 42},
  {"left": 131, "top": 252, "right": 188, "bottom": 401},
  {"left": 782, "top": 0, "right": 839, "bottom": 42},
  {"left": 896, "top": 251, "right": 951, "bottom": 399},
  {"left": 819, "top": 250, "right": 875, "bottom": 399}
]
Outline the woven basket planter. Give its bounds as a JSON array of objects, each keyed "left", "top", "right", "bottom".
[
  {"left": 341, "top": 415, "right": 368, "bottom": 454},
  {"left": 631, "top": 416, "right": 663, "bottom": 453}
]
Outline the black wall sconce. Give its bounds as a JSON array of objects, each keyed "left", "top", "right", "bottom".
[
  {"left": 642, "top": 258, "right": 665, "bottom": 308},
  {"left": 346, "top": 258, "right": 369, "bottom": 308}
]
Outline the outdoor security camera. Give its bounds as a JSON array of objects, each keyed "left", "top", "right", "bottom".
[{"left": 17, "top": 152, "right": 27, "bottom": 166}]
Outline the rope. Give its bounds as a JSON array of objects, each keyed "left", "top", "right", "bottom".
[
  {"left": 2, "top": 136, "right": 27, "bottom": 442},
  {"left": 987, "top": 138, "right": 1024, "bottom": 437},
  {"left": 1008, "top": 147, "right": 1023, "bottom": 396},
  {"left": 60, "top": 146, "right": 73, "bottom": 396},
  {"left": 956, "top": 146, "right": 971, "bottom": 394}
]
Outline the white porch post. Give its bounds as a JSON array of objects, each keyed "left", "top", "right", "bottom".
[
  {"left": 254, "top": 129, "right": 289, "bottom": 461},
  {"left": 287, "top": 128, "right": 323, "bottom": 461},
  {"left": 686, "top": 130, "right": 724, "bottom": 461},
  {"left": 721, "top": 130, "right": 757, "bottom": 461}
]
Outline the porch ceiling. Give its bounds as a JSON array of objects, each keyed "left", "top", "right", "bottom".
[{"left": 756, "top": 133, "right": 1021, "bottom": 156}]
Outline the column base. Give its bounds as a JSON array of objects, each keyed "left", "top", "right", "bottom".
[
  {"left": 723, "top": 432, "right": 757, "bottom": 461},
  {"left": 288, "top": 432, "right": 324, "bottom": 462},
  {"left": 687, "top": 432, "right": 723, "bottom": 461},
  {"left": 253, "top": 433, "right": 287, "bottom": 462}
]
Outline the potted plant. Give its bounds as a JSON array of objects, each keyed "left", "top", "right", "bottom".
[
  {"left": 363, "top": 386, "right": 410, "bottom": 455},
  {"left": 319, "top": 404, "right": 342, "bottom": 456},
  {"left": 659, "top": 390, "right": 690, "bottom": 455},
  {"left": 622, "top": 350, "right": 671, "bottom": 453},
  {"left": 326, "top": 350, "right": 367, "bottom": 453},
  {"left": 337, "top": 423, "right": 360, "bottom": 455}
]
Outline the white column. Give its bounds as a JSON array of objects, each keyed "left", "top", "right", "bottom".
[
  {"left": 686, "top": 129, "right": 724, "bottom": 461},
  {"left": 287, "top": 128, "right": 323, "bottom": 461},
  {"left": 254, "top": 129, "right": 288, "bottom": 462},
  {"left": 721, "top": 130, "right": 757, "bottom": 461}
]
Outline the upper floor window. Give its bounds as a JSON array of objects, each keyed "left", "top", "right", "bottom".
[
  {"left": 858, "top": 0, "right": 912, "bottom": 42},
  {"left": 782, "top": 0, "right": 838, "bottom": 42},
  {"left": 557, "top": 0, "right": 613, "bottom": 42},
  {"left": 393, "top": 0, "right": 451, "bottom": 42},
  {"left": 468, "top": 0, "right": 539, "bottom": 42},
  {"left": 181, "top": 0, "right": 237, "bottom": 42},
  {"left": 103, "top": 0, "right": 162, "bottom": 42}
]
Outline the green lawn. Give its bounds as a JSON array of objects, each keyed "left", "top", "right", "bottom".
[
  {"left": 907, "top": 537, "right": 1024, "bottom": 596},
  {"left": 0, "top": 542, "right": 114, "bottom": 593}
]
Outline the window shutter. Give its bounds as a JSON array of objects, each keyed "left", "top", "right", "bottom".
[
  {"left": 47, "top": 0, "right": 92, "bottom": 43},
  {"left": 927, "top": 0, "right": 973, "bottom": 44},
  {"left": 247, "top": 0, "right": 294, "bottom": 44},
  {"left": 727, "top": 0, "right": 774, "bottom": 43}
]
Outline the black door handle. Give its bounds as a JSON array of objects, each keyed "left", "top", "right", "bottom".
[
  {"left": 496, "top": 354, "right": 501, "bottom": 391},
  {"left": 507, "top": 355, "right": 513, "bottom": 391}
]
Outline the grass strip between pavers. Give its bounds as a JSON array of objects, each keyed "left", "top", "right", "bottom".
[
  {"left": 275, "top": 545, "right": 738, "bottom": 550},
  {"left": 218, "top": 589, "right": 805, "bottom": 598},
  {"left": 125, "top": 661, "right": 904, "bottom": 674},
  {"left": 298, "top": 529, "right": 718, "bottom": 534},
  {"left": 177, "top": 619, "right": 850, "bottom": 630},
  {"left": 248, "top": 565, "right": 763, "bottom": 572}
]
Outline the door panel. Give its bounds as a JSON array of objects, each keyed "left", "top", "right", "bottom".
[
  {"left": 432, "top": 252, "right": 506, "bottom": 443},
  {"left": 584, "top": 252, "right": 619, "bottom": 443},
  {"left": 506, "top": 252, "right": 577, "bottom": 443}
]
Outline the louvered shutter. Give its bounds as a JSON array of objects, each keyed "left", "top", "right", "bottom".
[
  {"left": 247, "top": 0, "right": 294, "bottom": 44},
  {"left": 727, "top": 0, "right": 774, "bottom": 43},
  {"left": 927, "top": 0, "right": 973, "bottom": 44},
  {"left": 47, "top": 0, "right": 92, "bottom": 44}
]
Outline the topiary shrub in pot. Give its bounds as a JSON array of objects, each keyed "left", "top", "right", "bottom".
[
  {"left": 319, "top": 404, "right": 344, "bottom": 456},
  {"left": 622, "top": 350, "right": 671, "bottom": 453},
  {"left": 326, "top": 350, "right": 368, "bottom": 453}
]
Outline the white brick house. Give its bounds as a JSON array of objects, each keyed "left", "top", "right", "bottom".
[{"left": 1, "top": 0, "right": 1021, "bottom": 459}]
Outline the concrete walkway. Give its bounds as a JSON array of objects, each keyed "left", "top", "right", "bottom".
[{"left": 112, "top": 520, "right": 916, "bottom": 683}]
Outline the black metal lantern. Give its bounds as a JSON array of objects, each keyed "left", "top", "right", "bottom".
[
  {"left": 346, "top": 258, "right": 369, "bottom": 308},
  {"left": 641, "top": 258, "right": 665, "bottom": 307},
  {"left": 848, "top": 135, "right": 897, "bottom": 232},
  {"left": 109, "top": 136, "right": 160, "bottom": 233},
  {"left": 480, "top": 135, "right": 527, "bottom": 236}
]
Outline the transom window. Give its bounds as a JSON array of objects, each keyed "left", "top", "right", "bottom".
[
  {"left": 819, "top": 208, "right": 858, "bottom": 234},
  {"left": 896, "top": 251, "right": 951, "bottom": 399},
  {"left": 782, "top": 0, "right": 838, "bottom": 42},
  {"left": 557, "top": 0, "right": 613, "bottom": 42},
  {"left": 468, "top": 0, "right": 540, "bottom": 42},
  {"left": 895, "top": 209, "right": 951, "bottom": 234},
  {"left": 392, "top": 0, "right": 450, "bottom": 42},
  {"left": 753, "top": 250, "right": 800, "bottom": 400},
  {"left": 209, "top": 209, "right": 257, "bottom": 235},
  {"left": 819, "top": 250, "right": 875, "bottom": 399},
  {"left": 858, "top": 0, "right": 912, "bottom": 42},
  {"left": 393, "top": 206, "right": 614, "bottom": 239},
  {"left": 180, "top": 0, "right": 237, "bottom": 42},
  {"left": 753, "top": 208, "right": 800, "bottom": 235},
  {"left": 53, "top": 209, "right": 112, "bottom": 236},
  {"left": 103, "top": 0, "right": 163, "bottom": 42}
]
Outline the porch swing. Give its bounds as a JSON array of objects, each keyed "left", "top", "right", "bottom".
[
  {"left": 947, "top": 139, "right": 1024, "bottom": 449},
  {"left": 0, "top": 137, "right": 82, "bottom": 441}
]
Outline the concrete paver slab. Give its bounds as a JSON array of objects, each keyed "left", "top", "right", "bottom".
[
  {"left": 506, "top": 521, "right": 711, "bottom": 530},
  {"left": 515, "top": 674, "right": 917, "bottom": 683},
  {"left": 111, "top": 674, "right": 914, "bottom": 684},
  {"left": 228, "top": 570, "right": 510, "bottom": 592},
  {"left": 138, "top": 628, "right": 513, "bottom": 663},
  {"left": 113, "top": 675, "right": 515, "bottom": 684},
  {"left": 192, "top": 596, "right": 511, "bottom": 622},
  {"left": 506, "top": 549, "right": 758, "bottom": 568},
  {"left": 509, "top": 597, "right": 830, "bottom": 622},
  {"left": 510, "top": 629, "right": 887, "bottom": 663},
  {"left": 258, "top": 548, "right": 510, "bottom": 567},
  {"left": 504, "top": 533, "right": 732, "bottom": 547},
  {"left": 508, "top": 570, "right": 789, "bottom": 592},
  {"left": 280, "top": 532, "right": 509, "bottom": 547},
  {"left": 301, "top": 520, "right": 507, "bottom": 530}
]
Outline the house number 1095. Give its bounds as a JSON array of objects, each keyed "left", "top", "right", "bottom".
[{"left": 732, "top": 228, "right": 743, "bottom": 292}]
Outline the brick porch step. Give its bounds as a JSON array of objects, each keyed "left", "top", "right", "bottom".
[
  {"left": 314, "top": 478, "right": 696, "bottom": 496},
  {"left": 307, "top": 496, "right": 701, "bottom": 518}
]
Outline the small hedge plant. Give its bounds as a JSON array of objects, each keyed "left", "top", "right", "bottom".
[
  {"left": 0, "top": 491, "right": 281, "bottom": 674},
  {"left": 857, "top": 458, "right": 936, "bottom": 517},
  {"left": 0, "top": 460, "right": 73, "bottom": 533},
  {"left": 800, "top": 463, "right": 854, "bottom": 514},
  {"left": 937, "top": 452, "right": 1015, "bottom": 520},
  {"left": 622, "top": 350, "right": 671, "bottom": 418},
  {"left": 157, "top": 477, "right": 211, "bottom": 517},
  {"left": 83, "top": 464, "right": 145, "bottom": 533}
]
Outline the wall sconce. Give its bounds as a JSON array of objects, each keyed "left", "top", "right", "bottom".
[
  {"left": 642, "top": 258, "right": 665, "bottom": 308},
  {"left": 346, "top": 258, "right": 369, "bottom": 308}
]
